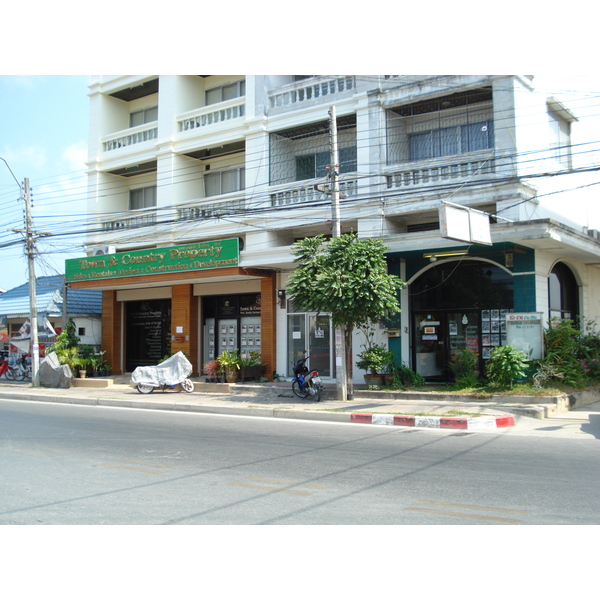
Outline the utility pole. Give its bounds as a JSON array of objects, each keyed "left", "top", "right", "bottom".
[
  {"left": 328, "top": 106, "right": 348, "bottom": 401},
  {"left": 24, "top": 178, "right": 40, "bottom": 386}
]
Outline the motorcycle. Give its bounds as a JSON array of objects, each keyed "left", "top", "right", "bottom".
[
  {"left": 130, "top": 351, "right": 194, "bottom": 394},
  {"left": 0, "top": 354, "right": 28, "bottom": 381},
  {"left": 291, "top": 353, "right": 323, "bottom": 402}
]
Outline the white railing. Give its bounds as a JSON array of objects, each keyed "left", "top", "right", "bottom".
[
  {"left": 269, "top": 76, "right": 356, "bottom": 109},
  {"left": 386, "top": 157, "right": 496, "bottom": 189},
  {"left": 178, "top": 98, "right": 246, "bottom": 132},
  {"left": 270, "top": 178, "right": 358, "bottom": 207},
  {"left": 178, "top": 196, "right": 246, "bottom": 221},
  {"left": 103, "top": 124, "right": 158, "bottom": 152},
  {"left": 102, "top": 211, "right": 157, "bottom": 231}
]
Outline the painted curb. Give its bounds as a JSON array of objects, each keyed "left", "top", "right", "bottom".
[{"left": 350, "top": 412, "right": 515, "bottom": 429}]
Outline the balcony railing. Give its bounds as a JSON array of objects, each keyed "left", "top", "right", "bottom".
[
  {"left": 103, "top": 124, "right": 158, "bottom": 152},
  {"left": 178, "top": 196, "right": 246, "bottom": 221},
  {"left": 270, "top": 178, "right": 358, "bottom": 207},
  {"left": 178, "top": 98, "right": 246, "bottom": 132},
  {"left": 269, "top": 76, "right": 356, "bottom": 109},
  {"left": 386, "top": 157, "right": 496, "bottom": 189},
  {"left": 102, "top": 211, "right": 157, "bottom": 231}
]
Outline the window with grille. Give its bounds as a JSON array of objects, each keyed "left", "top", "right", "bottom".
[
  {"left": 295, "top": 147, "right": 356, "bottom": 180},
  {"left": 129, "top": 186, "right": 157, "bottom": 210},
  {"left": 409, "top": 120, "right": 494, "bottom": 161},
  {"left": 204, "top": 168, "right": 245, "bottom": 197},
  {"left": 130, "top": 106, "right": 158, "bottom": 128},
  {"left": 206, "top": 81, "right": 246, "bottom": 106}
]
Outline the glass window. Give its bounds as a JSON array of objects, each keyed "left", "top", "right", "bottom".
[
  {"left": 409, "top": 121, "right": 493, "bottom": 160},
  {"left": 548, "top": 262, "right": 578, "bottom": 320},
  {"left": 129, "top": 106, "right": 158, "bottom": 128},
  {"left": 295, "top": 147, "right": 356, "bottom": 181},
  {"left": 204, "top": 168, "right": 245, "bottom": 197},
  {"left": 206, "top": 80, "right": 245, "bottom": 106},
  {"left": 129, "top": 186, "right": 157, "bottom": 210}
]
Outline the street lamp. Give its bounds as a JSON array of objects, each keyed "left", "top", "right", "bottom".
[{"left": 1, "top": 157, "right": 40, "bottom": 386}]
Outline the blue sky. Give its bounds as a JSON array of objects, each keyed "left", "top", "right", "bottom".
[{"left": 0, "top": 75, "right": 90, "bottom": 292}]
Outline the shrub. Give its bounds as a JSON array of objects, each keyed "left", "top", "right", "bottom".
[
  {"left": 450, "top": 349, "right": 479, "bottom": 388},
  {"left": 486, "top": 345, "right": 528, "bottom": 388}
]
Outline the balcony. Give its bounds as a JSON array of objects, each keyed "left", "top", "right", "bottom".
[
  {"left": 178, "top": 98, "right": 246, "bottom": 133},
  {"left": 268, "top": 76, "right": 356, "bottom": 111},
  {"left": 386, "top": 156, "right": 496, "bottom": 190},
  {"left": 102, "top": 211, "right": 157, "bottom": 231},
  {"left": 177, "top": 193, "right": 246, "bottom": 222},
  {"left": 103, "top": 123, "right": 158, "bottom": 152},
  {"left": 270, "top": 177, "right": 358, "bottom": 207}
]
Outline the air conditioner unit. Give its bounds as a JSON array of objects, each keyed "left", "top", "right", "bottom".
[{"left": 92, "top": 245, "right": 116, "bottom": 256}]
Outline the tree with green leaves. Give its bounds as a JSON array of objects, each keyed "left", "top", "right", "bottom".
[{"left": 286, "top": 233, "right": 404, "bottom": 396}]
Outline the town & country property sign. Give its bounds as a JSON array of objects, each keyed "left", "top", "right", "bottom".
[{"left": 66, "top": 239, "right": 239, "bottom": 282}]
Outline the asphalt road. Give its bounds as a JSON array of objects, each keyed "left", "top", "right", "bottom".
[{"left": 1, "top": 398, "right": 599, "bottom": 525}]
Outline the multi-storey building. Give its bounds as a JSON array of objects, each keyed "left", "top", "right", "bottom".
[{"left": 68, "top": 75, "right": 600, "bottom": 382}]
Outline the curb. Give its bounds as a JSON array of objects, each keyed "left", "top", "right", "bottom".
[
  {"left": 0, "top": 390, "right": 515, "bottom": 429},
  {"left": 349, "top": 412, "right": 515, "bottom": 429}
]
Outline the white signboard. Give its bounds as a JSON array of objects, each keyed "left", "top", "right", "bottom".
[
  {"left": 505, "top": 312, "right": 544, "bottom": 360},
  {"left": 440, "top": 202, "right": 492, "bottom": 245}
]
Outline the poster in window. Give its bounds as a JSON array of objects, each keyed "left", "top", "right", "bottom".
[
  {"left": 482, "top": 320, "right": 490, "bottom": 333},
  {"left": 248, "top": 325, "right": 254, "bottom": 334},
  {"left": 241, "top": 337, "right": 247, "bottom": 346},
  {"left": 255, "top": 324, "right": 261, "bottom": 334},
  {"left": 482, "top": 310, "right": 490, "bottom": 321},
  {"left": 492, "top": 309, "right": 500, "bottom": 320},
  {"left": 209, "top": 337, "right": 214, "bottom": 347},
  {"left": 228, "top": 337, "right": 235, "bottom": 346},
  {"left": 241, "top": 325, "right": 247, "bottom": 334},
  {"left": 491, "top": 334, "right": 500, "bottom": 346},
  {"left": 255, "top": 337, "right": 261, "bottom": 347}
]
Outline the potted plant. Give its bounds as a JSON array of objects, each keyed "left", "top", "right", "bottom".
[
  {"left": 356, "top": 344, "right": 391, "bottom": 385},
  {"left": 239, "top": 351, "right": 265, "bottom": 382},
  {"left": 75, "top": 356, "right": 90, "bottom": 378},
  {"left": 217, "top": 349, "right": 241, "bottom": 383},
  {"left": 203, "top": 359, "right": 221, "bottom": 383}
]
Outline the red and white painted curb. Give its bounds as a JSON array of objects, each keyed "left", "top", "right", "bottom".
[{"left": 349, "top": 413, "right": 514, "bottom": 430}]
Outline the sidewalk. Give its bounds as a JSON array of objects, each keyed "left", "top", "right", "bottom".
[{"left": 3, "top": 376, "right": 587, "bottom": 431}]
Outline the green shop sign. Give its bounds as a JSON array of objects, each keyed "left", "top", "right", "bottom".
[{"left": 66, "top": 239, "right": 239, "bottom": 282}]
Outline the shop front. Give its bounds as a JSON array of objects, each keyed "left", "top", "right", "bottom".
[
  {"left": 409, "top": 258, "right": 514, "bottom": 381},
  {"left": 66, "top": 239, "right": 278, "bottom": 378}
]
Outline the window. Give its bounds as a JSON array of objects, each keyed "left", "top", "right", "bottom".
[
  {"left": 295, "top": 147, "right": 357, "bottom": 180},
  {"left": 549, "top": 262, "right": 578, "bottom": 320},
  {"left": 130, "top": 106, "right": 158, "bottom": 128},
  {"left": 204, "top": 168, "right": 245, "bottom": 197},
  {"left": 130, "top": 186, "right": 157, "bottom": 210},
  {"left": 409, "top": 120, "right": 494, "bottom": 161},
  {"left": 206, "top": 81, "right": 245, "bottom": 106}
]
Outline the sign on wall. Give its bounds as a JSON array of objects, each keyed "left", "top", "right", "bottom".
[
  {"left": 65, "top": 239, "right": 239, "bottom": 283},
  {"left": 505, "top": 312, "right": 544, "bottom": 360}
]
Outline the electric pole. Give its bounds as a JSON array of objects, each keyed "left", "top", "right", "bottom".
[
  {"left": 328, "top": 106, "right": 348, "bottom": 401},
  {"left": 24, "top": 178, "right": 40, "bottom": 386}
]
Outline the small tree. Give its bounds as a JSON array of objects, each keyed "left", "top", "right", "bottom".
[{"left": 286, "top": 233, "right": 404, "bottom": 396}]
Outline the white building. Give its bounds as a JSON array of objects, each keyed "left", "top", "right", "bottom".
[{"left": 69, "top": 75, "right": 600, "bottom": 382}]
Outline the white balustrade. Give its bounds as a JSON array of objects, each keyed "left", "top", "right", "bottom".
[
  {"left": 270, "top": 178, "right": 358, "bottom": 207},
  {"left": 386, "top": 158, "right": 496, "bottom": 189},
  {"left": 103, "top": 125, "right": 158, "bottom": 152},
  {"left": 178, "top": 99, "right": 246, "bottom": 132},
  {"left": 269, "top": 76, "right": 355, "bottom": 109}
]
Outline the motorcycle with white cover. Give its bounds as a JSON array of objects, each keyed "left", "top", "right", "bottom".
[{"left": 130, "top": 351, "right": 194, "bottom": 394}]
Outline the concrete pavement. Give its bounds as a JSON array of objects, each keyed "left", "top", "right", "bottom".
[{"left": 2, "top": 376, "right": 599, "bottom": 435}]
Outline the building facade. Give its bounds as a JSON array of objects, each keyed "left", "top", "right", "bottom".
[{"left": 69, "top": 75, "right": 600, "bottom": 382}]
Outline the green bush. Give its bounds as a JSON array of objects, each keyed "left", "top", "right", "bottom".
[
  {"left": 486, "top": 345, "right": 528, "bottom": 388},
  {"left": 536, "top": 319, "right": 588, "bottom": 388},
  {"left": 450, "top": 349, "right": 480, "bottom": 388}
]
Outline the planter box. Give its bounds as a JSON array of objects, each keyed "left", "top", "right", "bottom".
[{"left": 240, "top": 365, "right": 265, "bottom": 382}]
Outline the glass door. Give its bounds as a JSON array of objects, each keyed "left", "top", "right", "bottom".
[
  {"left": 414, "top": 313, "right": 446, "bottom": 380},
  {"left": 447, "top": 311, "right": 480, "bottom": 376}
]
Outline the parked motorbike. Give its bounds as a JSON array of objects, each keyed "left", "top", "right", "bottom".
[
  {"left": 130, "top": 351, "right": 194, "bottom": 394},
  {"left": 291, "top": 353, "right": 323, "bottom": 402},
  {"left": 0, "top": 354, "right": 28, "bottom": 381}
]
